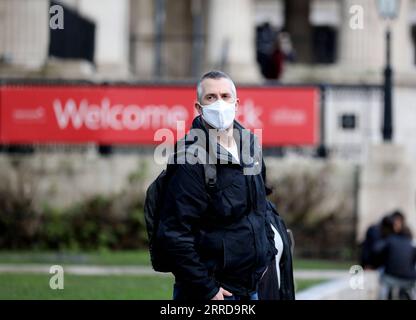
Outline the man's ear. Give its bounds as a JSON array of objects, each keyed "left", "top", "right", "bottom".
[
  {"left": 235, "top": 98, "right": 240, "bottom": 112},
  {"left": 195, "top": 102, "right": 203, "bottom": 115}
]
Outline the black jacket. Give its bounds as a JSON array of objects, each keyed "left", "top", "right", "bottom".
[
  {"left": 373, "top": 234, "right": 416, "bottom": 280},
  {"left": 360, "top": 224, "right": 382, "bottom": 268},
  {"left": 157, "top": 116, "right": 277, "bottom": 300}
]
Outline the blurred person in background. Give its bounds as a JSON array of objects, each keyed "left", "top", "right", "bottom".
[
  {"left": 360, "top": 209, "right": 411, "bottom": 270},
  {"left": 372, "top": 211, "right": 416, "bottom": 300},
  {"left": 390, "top": 210, "right": 412, "bottom": 238},
  {"left": 360, "top": 217, "right": 384, "bottom": 270},
  {"left": 255, "top": 23, "right": 295, "bottom": 81}
]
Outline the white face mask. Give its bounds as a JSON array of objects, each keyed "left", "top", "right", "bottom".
[{"left": 200, "top": 99, "right": 236, "bottom": 131}]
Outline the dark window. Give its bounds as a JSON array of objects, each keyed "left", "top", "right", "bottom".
[
  {"left": 312, "top": 25, "right": 337, "bottom": 64},
  {"left": 339, "top": 114, "right": 357, "bottom": 130},
  {"left": 49, "top": 1, "right": 96, "bottom": 63}
]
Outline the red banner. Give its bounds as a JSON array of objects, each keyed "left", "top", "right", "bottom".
[{"left": 0, "top": 85, "right": 319, "bottom": 146}]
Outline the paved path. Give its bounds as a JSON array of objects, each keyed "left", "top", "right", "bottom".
[
  {"left": 0, "top": 264, "right": 169, "bottom": 276},
  {"left": 0, "top": 264, "right": 348, "bottom": 279}
]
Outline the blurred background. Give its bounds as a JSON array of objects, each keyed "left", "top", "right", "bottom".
[{"left": 0, "top": 0, "right": 416, "bottom": 299}]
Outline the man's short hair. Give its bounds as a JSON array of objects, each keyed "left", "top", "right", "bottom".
[{"left": 196, "top": 70, "right": 237, "bottom": 102}]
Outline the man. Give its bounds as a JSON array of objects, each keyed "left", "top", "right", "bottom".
[{"left": 156, "top": 70, "right": 280, "bottom": 300}]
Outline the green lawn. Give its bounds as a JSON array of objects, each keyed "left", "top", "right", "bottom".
[
  {"left": 0, "top": 274, "right": 174, "bottom": 300},
  {"left": 0, "top": 250, "right": 354, "bottom": 270},
  {"left": 0, "top": 250, "right": 150, "bottom": 266},
  {"left": 295, "top": 279, "right": 327, "bottom": 292},
  {"left": 0, "top": 250, "right": 347, "bottom": 299},
  {"left": 293, "top": 258, "right": 354, "bottom": 271},
  {"left": 0, "top": 274, "right": 324, "bottom": 300}
]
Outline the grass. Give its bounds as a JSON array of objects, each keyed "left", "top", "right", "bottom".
[
  {"left": 0, "top": 273, "right": 324, "bottom": 300},
  {"left": 0, "top": 250, "right": 355, "bottom": 270},
  {"left": 293, "top": 258, "right": 355, "bottom": 271},
  {"left": 0, "top": 250, "right": 151, "bottom": 266},
  {"left": 0, "top": 274, "right": 175, "bottom": 300},
  {"left": 295, "top": 279, "right": 327, "bottom": 292},
  {"left": 0, "top": 250, "right": 339, "bottom": 299},
  {"left": 0, "top": 251, "right": 330, "bottom": 299}
]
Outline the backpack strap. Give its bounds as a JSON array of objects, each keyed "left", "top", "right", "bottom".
[{"left": 169, "top": 147, "right": 217, "bottom": 193}]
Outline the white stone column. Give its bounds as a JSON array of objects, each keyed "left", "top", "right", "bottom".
[
  {"left": 338, "top": 0, "right": 384, "bottom": 81},
  {"left": 391, "top": 0, "right": 414, "bottom": 77},
  {"left": 206, "top": 0, "right": 260, "bottom": 82},
  {"left": 338, "top": 0, "right": 414, "bottom": 83},
  {"left": 0, "top": 0, "right": 49, "bottom": 70},
  {"left": 358, "top": 144, "right": 416, "bottom": 241},
  {"left": 79, "top": 0, "right": 130, "bottom": 78}
]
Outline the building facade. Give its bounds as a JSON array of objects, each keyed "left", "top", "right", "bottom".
[{"left": 1, "top": 0, "right": 416, "bottom": 162}]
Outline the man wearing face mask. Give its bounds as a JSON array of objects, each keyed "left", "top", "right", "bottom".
[{"left": 156, "top": 70, "right": 283, "bottom": 301}]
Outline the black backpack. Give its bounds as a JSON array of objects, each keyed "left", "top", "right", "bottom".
[{"left": 144, "top": 162, "right": 216, "bottom": 272}]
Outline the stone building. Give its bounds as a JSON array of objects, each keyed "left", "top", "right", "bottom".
[{"left": 1, "top": 0, "right": 416, "bottom": 84}]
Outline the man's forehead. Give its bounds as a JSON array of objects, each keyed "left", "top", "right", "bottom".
[{"left": 201, "top": 78, "right": 233, "bottom": 94}]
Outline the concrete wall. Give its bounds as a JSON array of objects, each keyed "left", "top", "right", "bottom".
[
  {"left": 325, "top": 86, "right": 416, "bottom": 163},
  {"left": 265, "top": 156, "right": 357, "bottom": 225},
  {"left": 0, "top": 151, "right": 356, "bottom": 214},
  {"left": 0, "top": 150, "right": 164, "bottom": 210},
  {"left": 1, "top": 145, "right": 413, "bottom": 254},
  {"left": 0, "top": 149, "right": 358, "bottom": 259}
]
